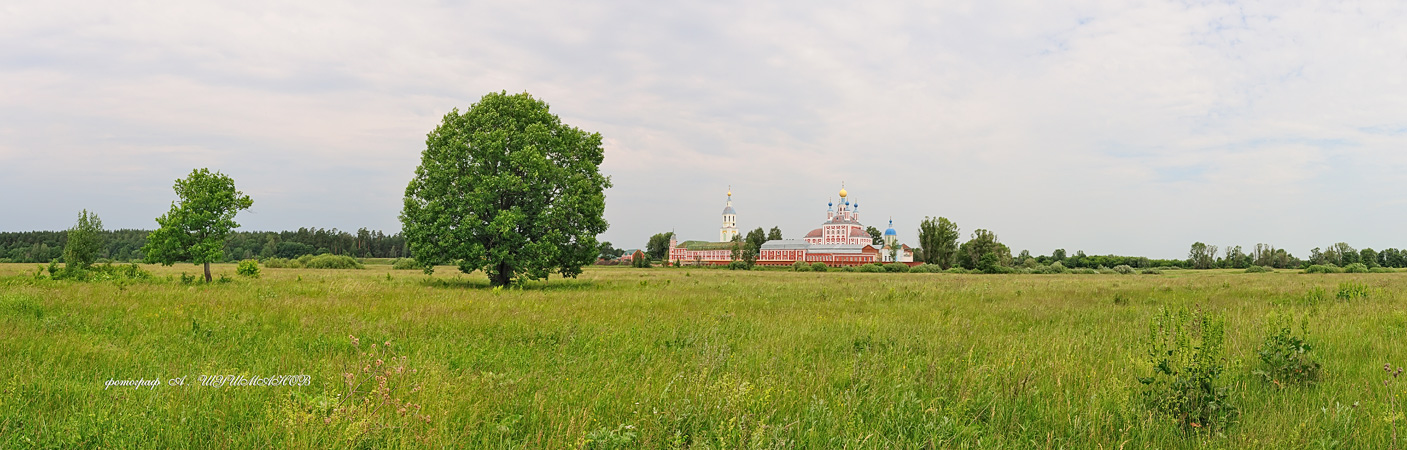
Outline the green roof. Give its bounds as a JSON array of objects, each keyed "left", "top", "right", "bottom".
[{"left": 677, "top": 240, "right": 738, "bottom": 251}]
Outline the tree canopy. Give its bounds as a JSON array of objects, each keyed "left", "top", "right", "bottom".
[
  {"left": 62, "top": 209, "right": 105, "bottom": 270},
  {"left": 767, "top": 227, "right": 783, "bottom": 241},
  {"left": 646, "top": 232, "right": 674, "bottom": 261},
  {"left": 918, "top": 216, "right": 960, "bottom": 269},
  {"left": 142, "top": 168, "right": 253, "bottom": 282},
  {"left": 401, "top": 91, "right": 611, "bottom": 286}
]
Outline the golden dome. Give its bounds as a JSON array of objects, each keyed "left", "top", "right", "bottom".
[{"left": 839, "top": 187, "right": 848, "bottom": 198}]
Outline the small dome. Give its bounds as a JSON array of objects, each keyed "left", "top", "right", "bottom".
[
  {"left": 722, "top": 206, "right": 736, "bottom": 215},
  {"left": 884, "top": 219, "right": 897, "bottom": 236},
  {"left": 839, "top": 187, "right": 848, "bottom": 198}
]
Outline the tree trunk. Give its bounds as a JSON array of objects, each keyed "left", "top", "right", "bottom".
[
  {"left": 490, "top": 262, "right": 511, "bottom": 287},
  {"left": 204, "top": 261, "right": 212, "bottom": 283}
]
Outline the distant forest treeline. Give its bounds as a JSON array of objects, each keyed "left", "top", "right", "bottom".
[{"left": 0, "top": 228, "right": 407, "bottom": 263}]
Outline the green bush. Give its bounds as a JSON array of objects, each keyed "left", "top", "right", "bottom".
[
  {"left": 1138, "top": 308, "right": 1238, "bottom": 432},
  {"left": 391, "top": 258, "right": 419, "bottom": 270},
  {"left": 1336, "top": 282, "right": 1369, "bottom": 301},
  {"left": 1031, "top": 262, "right": 1068, "bottom": 274},
  {"left": 1254, "top": 313, "right": 1322, "bottom": 386},
  {"left": 1245, "top": 265, "right": 1273, "bottom": 273},
  {"left": 1343, "top": 263, "right": 1369, "bottom": 273},
  {"left": 792, "top": 260, "right": 809, "bottom": 272},
  {"left": 945, "top": 267, "right": 970, "bottom": 274},
  {"left": 810, "top": 262, "right": 828, "bottom": 272},
  {"left": 49, "top": 262, "right": 154, "bottom": 282},
  {"left": 1370, "top": 267, "right": 1395, "bottom": 273},
  {"left": 1304, "top": 264, "right": 1343, "bottom": 274},
  {"left": 303, "top": 254, "right": 364, "bottom": 269},
  {"left": 1072, "top": 268, "right": 1098, "bottom": 274},
  {"left": 1140, "top": 268, "right": 1163, "bottom": 275},
  {"left": 236, "top": 260, "right": 260, "bottom": 278},
  {"left": 883, "top": 263, "right": 909, "bottom": 273},
  {"left": 726, "top": 261, "right": 749, "bottom": 270},
  {"left": 262, "top": 257, "right": 300, "bottom": 269},
  {"left": 909, "top": 263, "right": 939, "bottom": 273},
  {"left": 857, "top": 263, "right": 884, "bottom": 273},
  {"left": 1113, "top": 265, "right": 1135, "bottom": 275}
]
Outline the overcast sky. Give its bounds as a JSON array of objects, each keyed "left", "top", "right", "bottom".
[{"left": 3, "top": 1, "right": 1406, "bottom": 259}]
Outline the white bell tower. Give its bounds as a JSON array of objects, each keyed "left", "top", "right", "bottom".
[{"left": 720, "top": 186, "right": 739, "bottom": 242}]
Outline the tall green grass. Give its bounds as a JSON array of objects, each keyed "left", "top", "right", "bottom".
[{"left": 0, "top": 264, "right": 1404, "bottom": 448}]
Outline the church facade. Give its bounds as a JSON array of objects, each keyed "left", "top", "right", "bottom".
[{"left": 668, "top": 185, "right": 915, "bottom": 267}]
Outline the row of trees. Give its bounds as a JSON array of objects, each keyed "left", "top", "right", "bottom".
[{"left": 0, "top": 227, "right": 409, "bottom": 264}]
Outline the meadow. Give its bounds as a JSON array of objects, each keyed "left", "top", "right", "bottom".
[{"left": 1, "top": 262, "right": 1405, "bottom": 449}]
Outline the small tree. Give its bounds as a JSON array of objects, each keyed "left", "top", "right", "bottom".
[
  {"left": 646, "top": 232, "right": 674, "bottom": 260},
  {"left": 142, "top": 169, "right": 253, "bottom": 282},
  {"left": 918, "top": 216, "right": 960, "bottom": 269},
  {"left": 745, "top": 227, "right": 766, "bottom": 254},
  {"left": 767, "top": 227, "right": 783, "bottom": 241},
  {"left": 959, "top": 229, "right": 1010, "bottom": 270},
  {"left": 63, "top": 209, "right": 105, "bottom": 270},
  {"left": 866, "top": 226, "right": 883, "bottom": 245},
  {"left": 729, "top": 235, "right": 741, "bottom": 261},
  {"left": 598, "top": 241, "right": 625, "bottom": 260}
]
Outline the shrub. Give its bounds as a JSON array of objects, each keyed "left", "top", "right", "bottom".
[
  {"left": 262, "top": 257, "right": 294, "bottom": 269},
  {"left": 792, "top": 260, "right": 809, "bottom": 272},
  {"left": 1343, "top": 263, "right": 1369, "bottom": 273},
  {"left": 811, "top": 262, "right": 828, "bottom": 272},
  {"left": 236, "top": 260, "right": 260, "bottom": 278},
  {"left": 884, "top": 263, "right": 909, "bottom": 273},
  {"left": 1254, "top": 313, "right": 1322, "bottom": 385},
  {"left": 304, "top": 254, "right": 365, "bottom": 269},
  {"left": 909, "top": 263, "right": 939, "bottom": 273},
  {"left": 726, "top": 260, "right": 749, "bottom": 270},
  {"left": 1371, "top": 267, "right": 1395, "bottom": 273},
  {"left": 1138, "top": 308, "right": 1238, "bottom": 432},
  {"left": 1304, "top": 264, "right": 1343, "bottom": 274},
  {"left": 180, "top": 273, "right": 198, "bottom": 285},
  {"left": 49, "top": 262, "right": 154, "bottom": 282},
  {"left": 841, "top": 266, "right": 857, "bottom": 272},
  {"left": 945, "top": 267, "right": 970, "bottom": 274},
  {"left": 1336, "top": 281, "right": 1369, "bottom": 301},
  {"left": 1032, "top": 261, "right": 1069, "bottom": 274},
  {"left": 857, "top": 263, "right": 885, "bottom": 273},
  {"left": 1113, "top": 265, "right": 1135, "bottom": 275},
  {"left": 1140, "top": 268, "right": 1163, "bottom": 275},
  {"left": 391, "top": 258, "right": 419, "bottom": 270},
  {"left": 1072, "top": 268, "right": 1098, "bottom": 275},
  {"left": 1245, "top": 265, "right": 1273, "bottom": 273}
]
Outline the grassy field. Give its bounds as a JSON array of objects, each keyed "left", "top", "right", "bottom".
[{"left": 1, "top": 263, "right": 1405, "bottom": 448}]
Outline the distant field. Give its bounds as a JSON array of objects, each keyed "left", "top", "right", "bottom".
[{"left": 2, "top": 263, "right": 1405, "bottom": 448}]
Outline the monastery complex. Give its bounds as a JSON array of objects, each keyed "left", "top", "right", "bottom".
[{"left": 668, "top": 185, "right": 916, "bottom": 266}]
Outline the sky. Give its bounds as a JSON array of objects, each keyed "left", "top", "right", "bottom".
[{"left": 3, "top": 0, "right": 1407, "bottom": 259}]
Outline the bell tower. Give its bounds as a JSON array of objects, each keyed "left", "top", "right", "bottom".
[{"left": 720, "top": 186, "right": 739, "bottom": 242}]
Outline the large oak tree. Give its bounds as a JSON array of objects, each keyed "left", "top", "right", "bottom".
[{"left": 401, "top": 92, "right": 610, "bottom": 286}]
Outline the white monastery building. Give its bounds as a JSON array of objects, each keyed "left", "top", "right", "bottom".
[{"left": 668, "top": 184, "right": 915, "bottom": 266}]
